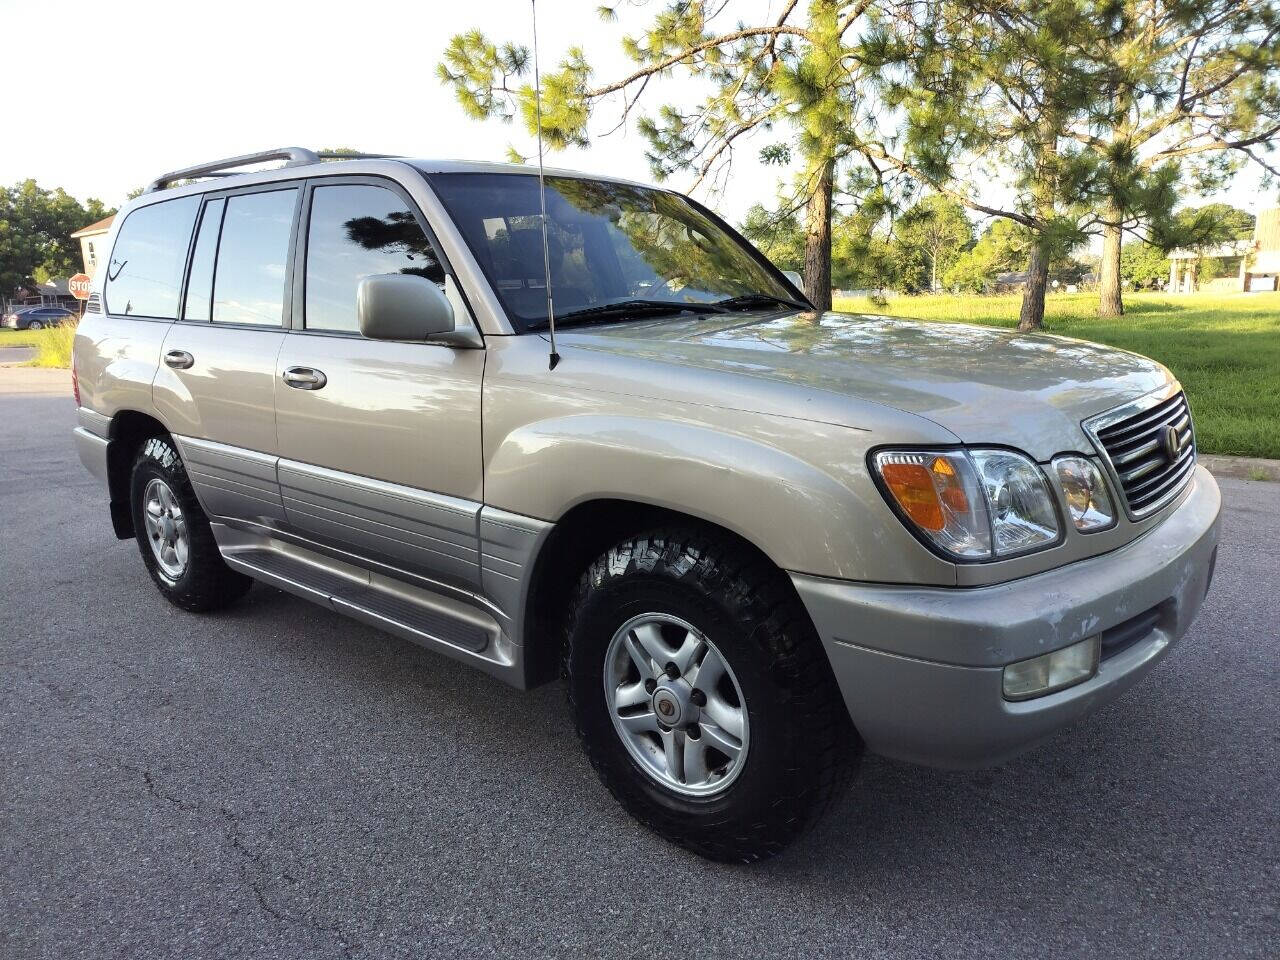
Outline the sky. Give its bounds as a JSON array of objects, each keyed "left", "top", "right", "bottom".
[{"left": 1, "top": 0, "right": 1275, "bottom": 237}]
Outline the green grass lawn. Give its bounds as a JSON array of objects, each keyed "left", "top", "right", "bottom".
[{"left": 833, "top": 290, "right": 1280, "bottom": 459}]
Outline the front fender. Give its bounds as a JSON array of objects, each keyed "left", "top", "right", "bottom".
[{"left": 484, "top": 412, "right": 956, "bottom": 585}]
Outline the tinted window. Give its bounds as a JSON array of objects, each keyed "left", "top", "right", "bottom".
[
  {"left": 304, "top": 184, "right": 445, "bottom": 333},
  {"left": 212, "top": 189, "right": 297, "bottom": 326},
  {"left": 104, "top": 195, "right": 200, "bottom": 318},
  {"left": 183, "top": 198, "right": 225, "bottom": 322},
  {"left": 427, "top": 172, "right": 791, "bottom": 331}
]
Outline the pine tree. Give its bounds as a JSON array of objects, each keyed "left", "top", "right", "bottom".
[{"left": 437, "top": 1, "right": 883, "bottom": 312}]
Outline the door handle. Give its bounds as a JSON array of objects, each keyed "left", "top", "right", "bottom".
[
  {"left": 282, "top": 366, "right": 328, "bottom": 390},
  {"left": 163, "top": 349, "right": 194, "bottom": 370}
]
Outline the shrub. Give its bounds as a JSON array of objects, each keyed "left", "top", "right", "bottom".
[{"left": 27, "top": 322, "right": 77, "bottom": 369}]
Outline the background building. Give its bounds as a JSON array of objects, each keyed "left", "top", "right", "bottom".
[
  {"left": 1243, "top": 208, "right": 1280, "bottom": 292},
  {"left": 1168, "top": 207, "right": 1280, "bottom": 293},
  {"left": 70, "top": 215, "right": 115, "bottom": 279}
]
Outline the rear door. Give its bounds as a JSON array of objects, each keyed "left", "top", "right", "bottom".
[
  {"left": 152, "top": 184, "right": 301, "bottom": 528},
  {"left": 273, "top": 176, "right": 485, "bottom": 590}
]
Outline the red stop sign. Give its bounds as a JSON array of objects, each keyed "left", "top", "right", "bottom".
[{"left": 69, "top": 274, "right": 92, "bottom": 300}]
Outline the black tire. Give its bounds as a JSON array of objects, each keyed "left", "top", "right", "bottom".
[
  {"left": 129, "top": 435, "right": 251, "bottom": 612},
  {"left": 27, "top": 320, "right": 43, "bottom": 330},
  {"left": 565, "top": 527, "right": 860, "bottom": 862}
]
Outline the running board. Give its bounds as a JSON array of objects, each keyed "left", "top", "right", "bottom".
[{"left": 214, "top": 530, "right": 522, "bottom": 685}]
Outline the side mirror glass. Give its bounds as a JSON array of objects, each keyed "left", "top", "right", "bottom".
[
  {"left": 782, "top": 269, "right": 804, "bottom": 291},
  {"left": 357, "top": 274, "right": 455, "bottom": 341}
]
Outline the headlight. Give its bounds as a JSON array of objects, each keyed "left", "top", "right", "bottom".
[
  {"left": 873, "top": 448, "right": 1060, "bottom": 560},
  {"left": 1052, "top": 455, "right": 1116, "bottom": 532},
  {"left": 969, "top": 449, "right": 1061, "bottom": 556}
]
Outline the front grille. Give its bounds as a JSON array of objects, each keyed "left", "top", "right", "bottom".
[{"left": 1091, "top": 391, "right": 1195, "bottom": 516}]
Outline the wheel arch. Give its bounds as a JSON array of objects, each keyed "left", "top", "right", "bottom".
[
  {"left": 105, "top": 409, "right": 172, "bottom": 539},
  {"left": 520, "top": 497, "right": 815, "bottom": 688}
]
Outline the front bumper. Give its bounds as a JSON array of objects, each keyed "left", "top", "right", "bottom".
[{"left": 792, "top": 465, "right": 1222, "bottom": 768}]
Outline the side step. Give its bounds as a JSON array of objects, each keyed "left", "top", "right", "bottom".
[{"left": 219, "top": 540, "right": 520, "bottom": 684}]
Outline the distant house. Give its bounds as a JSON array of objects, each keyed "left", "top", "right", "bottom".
[
  {"left": 70, "top": 214, "right": 115, "bottom": 279},
  {"left": 8, "top": 277, "right": 78, "bottom": 311},
  {"left": 1244, "top": 208, "right": 1280, "bottom": 292},
  {"left": 1168, "top": 207, "right": 1280, "bottom": 293}
]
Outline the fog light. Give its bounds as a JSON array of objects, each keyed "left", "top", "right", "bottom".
[{"left": 1002, "top": 636, "right": 1100, "bottom": 701}]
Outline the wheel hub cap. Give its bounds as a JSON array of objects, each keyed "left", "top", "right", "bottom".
[
  {"left": 603, "top": 613, "right": 749, "bottom": 797},
  {"left": 652, "top": 682, "right": 697, "bottom": 728},
  {"left": 142, "top": 477, "right": 189, "bottom": 580}
]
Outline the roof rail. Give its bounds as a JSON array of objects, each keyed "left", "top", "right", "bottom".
[
  {"left": 144, "top": 148, "right": 406, "bottom": 193},
  {"left": 143, "top": 147, "right": 321, "bottom": 193}
]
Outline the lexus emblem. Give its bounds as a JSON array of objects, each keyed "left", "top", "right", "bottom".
[{"left": 1162, "top": 424, "right": 1184, "bottom": 462}]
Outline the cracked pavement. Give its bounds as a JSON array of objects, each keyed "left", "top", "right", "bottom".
[{"left": 2, "top": 388, "right": 1277, "bottom": 959}]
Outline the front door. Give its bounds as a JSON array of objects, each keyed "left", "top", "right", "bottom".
[{"left": 273, "top": 178, "right": 485, "bottom": 590}]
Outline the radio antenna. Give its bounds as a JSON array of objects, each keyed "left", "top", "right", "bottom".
[{"left": 530, "top": 0, "right": 560, "bottom": 370}]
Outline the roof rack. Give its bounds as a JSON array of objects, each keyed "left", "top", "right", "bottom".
[{"left": 143, "top": 147, "right": 401, "bottom": 193}]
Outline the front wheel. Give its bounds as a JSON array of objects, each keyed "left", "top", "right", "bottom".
[{"left": 566, "top": 528, "right": 860, "bottom": 862}]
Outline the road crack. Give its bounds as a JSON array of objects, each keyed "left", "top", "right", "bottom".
[{"left": 120, "top": 762, "right": 358, "bottom": 957}]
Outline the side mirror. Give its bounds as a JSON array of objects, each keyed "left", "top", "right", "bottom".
[
  {"left": 782, "top": 269, "right": 804, "bottom": 291},
  {"left": 357, "top": 274, "right": 455, "bottom": 341}
]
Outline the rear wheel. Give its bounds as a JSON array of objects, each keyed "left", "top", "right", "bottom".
[
  {"left": 129, "top": 436, "right": 251, "bottom": 612},
  {"left": 566, "top": 527, "right": 859, "bottom": 862},
  {"left": 27, "top": 319, "right": 43, "bottom": 330}
]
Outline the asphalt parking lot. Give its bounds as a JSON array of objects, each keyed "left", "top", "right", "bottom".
[{"left": 2, "top": 379, "right": 1277, "bottom": 959}]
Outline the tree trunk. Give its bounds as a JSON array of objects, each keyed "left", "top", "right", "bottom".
[
  {"left": 1018, "top": 236, "right": 1050, "bottom": 332},
  {"left": 803, "top": 158, "right": 834, "bottom": 313},
  {"left": 1098, "top": 212, "right": 1124, "bottom": 317}
]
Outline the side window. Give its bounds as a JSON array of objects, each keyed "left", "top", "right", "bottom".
[
  {"left": 304, "top": 184, "right": 445, "bottom": 333},
  {"left": 182, "top": 198, "right": 225, "bottom": 321},
  {"left": 212, "top": 189, "right": 298, "bottom": 326},
  {"left": 104, "top": 195, "right": 200, "bottom": 319}
]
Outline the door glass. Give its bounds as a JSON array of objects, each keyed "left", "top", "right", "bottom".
[
  {"left": 104, "top": 195, "right": 200, "bottom": 319},
  {"left": 182, "top": 198, "right": 225, "bottom": 322},
  {"left": 304, "top": 184, "right": 445, "bottom": 333},
  {"left": 212, "top": 189, "right": 297, "bottom": 326}
]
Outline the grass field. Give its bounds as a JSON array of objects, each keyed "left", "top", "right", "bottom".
[{"left": 833, "top": 291, "right": 1280, "bottom": 459}]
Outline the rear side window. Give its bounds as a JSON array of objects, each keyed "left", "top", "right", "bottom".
[
  {"left": 212, "top": 189, "right": 298, "bottom": 326},
  {"left": 104, "top": 195, "right": 200, "bottom": 319},
  {"left": 182, "top": 198, "right": 225, "bottom": 322},
  {"left": 303, "top": 183, "right": 445, "bottom": 333}
]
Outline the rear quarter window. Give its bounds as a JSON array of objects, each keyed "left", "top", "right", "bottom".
[{"left": 104, "top": 195, "right": 201, "bottom": 319}]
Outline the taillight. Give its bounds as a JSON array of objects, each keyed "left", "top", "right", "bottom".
[{"left": 72, "top": 354, "right": 80, "bottom": 406}]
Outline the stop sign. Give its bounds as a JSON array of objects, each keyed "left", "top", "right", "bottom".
[{"left": 69, "top": 274, "right": 92, "bottom": 300}]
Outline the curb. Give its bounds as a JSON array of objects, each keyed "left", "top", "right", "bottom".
[{"left": 1200, "top": 454, "right": 1280, "bottom": 483}]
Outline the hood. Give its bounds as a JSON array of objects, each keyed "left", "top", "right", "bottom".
[{"left": 559, "top": 310, "right": 1174, "bottom": 461}]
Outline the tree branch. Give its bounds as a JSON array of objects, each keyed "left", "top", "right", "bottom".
[{"left": 584, "top": 25, "right": 813, "bottom": 99}]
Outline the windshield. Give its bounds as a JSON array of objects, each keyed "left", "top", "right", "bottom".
[{"left": 425, "top": 172, "right": 798, "bottom": 331}]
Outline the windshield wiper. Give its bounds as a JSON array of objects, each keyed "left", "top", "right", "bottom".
[
  {"left": 714, "top": 292, "right": 809, "bottom": 312},
  {"left": 527, "top": 299, "right": 725, "bottom": 329}
]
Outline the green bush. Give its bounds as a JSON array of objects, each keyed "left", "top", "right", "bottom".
[{"left": 26, "top": 322, "right": 77, "bottom": 369}]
